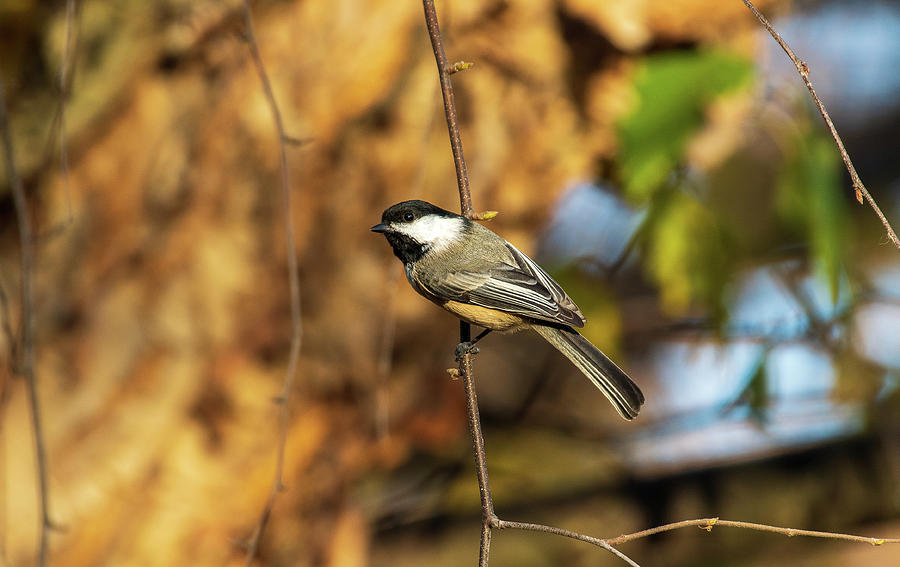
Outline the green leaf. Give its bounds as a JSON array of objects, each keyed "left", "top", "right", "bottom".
[
  {"left": 618, "top": 50, "right": 753, "bottom": 203},
  {"left": 776, "top": 131, "right": 845, "bottom": 304},
  {"left": 643, "top": 190, "right": 731, "bottom": 317}
]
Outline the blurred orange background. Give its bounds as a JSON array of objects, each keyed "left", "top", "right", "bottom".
[{"left": 1, "top": 1, "right": 899, "bottom": 566}]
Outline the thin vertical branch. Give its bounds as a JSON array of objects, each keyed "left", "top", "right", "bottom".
[
  {"left": 0, "top": 77, "right": 50, "bottom": 567},
  {"left": 240, "top": 1, "right": 304, "bottom": 565},
  {"left": 457, "top": 321, "right": 494, "bottom": 566},
  {"left": 421, "top": 0, "right": 473, "bottom": 219},
  {"left": 740, "top": 0, "right": 900, "bottom": 250},
  {"left": 420, "top": 1, "right": 639, "bottom": 565},
  {"left": 421, "top": 2, "right": 493, "bottom": 564},
  {"left": 422, "top": 2, "right": 637, "bottom": 566}
]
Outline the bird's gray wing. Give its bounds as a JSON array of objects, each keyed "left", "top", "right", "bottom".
[{"left": 416, "top": 241, "right": 586, "bottom": 328}]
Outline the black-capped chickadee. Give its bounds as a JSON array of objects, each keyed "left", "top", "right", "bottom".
[{"left": 372, "top": 200, "right": 644, "bottom": 420}]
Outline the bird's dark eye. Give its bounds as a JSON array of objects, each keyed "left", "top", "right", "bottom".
[{"left": 403, "top": 212, "right": 415, "bottom": 222}]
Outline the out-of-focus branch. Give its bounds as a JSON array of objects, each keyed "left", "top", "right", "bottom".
[
  {"left": 0, "top": 76, "right": 50, "bottom": 567},
  {"left": 57, "top": 0, "right": 79, "bottom": 225},
  {"left": 0, "top": 280, "right": 17, "bottom": 376},
  {"left": 374, "top": 266, "right": 400, "bottom": 439},
  {"left": 240, "top": 1, "right": 304, "bottom": 565},
  {"left": 741, "top": 0, "right": 900, "bottom": 250}
]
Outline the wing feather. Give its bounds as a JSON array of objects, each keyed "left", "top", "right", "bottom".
[{"left": 415, "top": 241, "right": 586, "bottom": 328}]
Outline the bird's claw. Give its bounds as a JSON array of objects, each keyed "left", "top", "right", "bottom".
[{"left": 454, "top": 341, "right": 480, "bottom": 362}]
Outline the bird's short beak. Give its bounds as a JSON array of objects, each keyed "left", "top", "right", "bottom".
[{"left": 370, "top": 223, "right": 389, "bottom": 233}]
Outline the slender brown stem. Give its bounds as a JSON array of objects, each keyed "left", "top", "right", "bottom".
[
  {"left": 605, "top": 517, "right": 900, "bottom": 546},
  {"left": 240, "top": 1, "right": 304, "bottom": 564},
  {"left": 741, "top": 0, "right": 900, "bottom": 250},
  {"left": 458, "top": 322, "right": 495, "bottom": 566},
  {"left": 0, "top": 76, "right": 49, "bottom": 567},
  {"left": 421, "top": 0, "right": 473, "bottom": 219},
  {"left": 421, "top": 1, "right": 491, "bottom": 563}
]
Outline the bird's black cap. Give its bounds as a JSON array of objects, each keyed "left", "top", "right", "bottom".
[{"left": 375, "top": 200, "right": 459, "bottom": 230}]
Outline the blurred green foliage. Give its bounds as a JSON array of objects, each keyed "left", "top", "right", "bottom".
[
  {"left": 643, "top": 188, "right": 733, "bottom": 318},
  {"left": 776, "top": 130, "right": 846, "bottom": 303},
  {"left": 616, "top": 49, "right": 848, "bottom": 318},
  {"left": 618, "top": 50, "right": 753, "bottom": 203}
]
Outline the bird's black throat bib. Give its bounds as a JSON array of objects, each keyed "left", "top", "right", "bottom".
[{"left": 384, "top": 232, "right": 429, "bottom": 264}]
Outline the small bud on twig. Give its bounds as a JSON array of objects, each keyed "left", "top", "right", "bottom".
[
  {"left": 472, "top": 210, "right": 498, "bottom": 221},
  {"left": 446, "top": 61, "right": 474, "bottom": 75}
]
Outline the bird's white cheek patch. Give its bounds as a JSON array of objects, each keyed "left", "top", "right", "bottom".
[{"left": 392, "top": 216, "right": 464, "bottom": 253}]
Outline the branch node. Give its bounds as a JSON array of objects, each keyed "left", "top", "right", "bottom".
[
  {"left": 446, "top": 61, "right": 474, "bottom": 75},
  {"left": 454, "top": 341, "right": 480, "bottom": 361},
  {"left": 446, "top": 368, "right": 461, "bottom": 379}
]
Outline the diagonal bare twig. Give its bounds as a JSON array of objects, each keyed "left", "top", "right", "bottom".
[
  {"left": 0, "top": 76, "right": 50, "bottom": 567},
  {"left": 496, "top": 519, "right": 641, "bottom": 567},
  {"left": 240, "top": 1, "right": 304, "bottom": 565},
  {"left": 605, "top": 517, "right": 900, "bottom": 546},
  {"left": 741, "top": 0, "right": 900, "bottom": 250}
]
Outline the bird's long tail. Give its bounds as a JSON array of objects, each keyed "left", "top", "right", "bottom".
[{"left": 533, "top": 325, "right": 644, "bottom": 420}]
